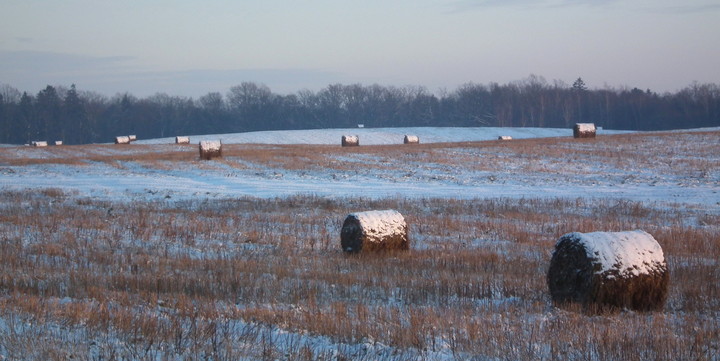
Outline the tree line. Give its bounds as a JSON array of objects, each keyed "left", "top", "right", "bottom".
[{"left": 1, "top": 75, "right": 718, "bottom": 145}]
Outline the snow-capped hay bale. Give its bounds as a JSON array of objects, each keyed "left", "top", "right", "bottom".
[
  {"left": 341, "top": 135, "right": 359, "bottom": 147},
  {"left": 404, "top": 135, "right": 420, "bottom": 144},
  {"left": 341, "top": 210, "right": 409, "bottom": 253},
  {"left": 199, "top": 140, "right": 222, "bottom": 160},
  {"left": 54, "top": 140, "right": 63, "bottom": 146},
  {"left": 115, "top": 136, "right": 130, "bottom": 144},
  {"left": 498, "top": 135, "right": 513, "bottom": 140},
  {"left": 573, "top": 123, "right": 596, "bottom": 138},
  {"left": 547, "top": 230, "right": 669, "bottom": 312},
  {"left": 128, "top": 135, "right": 137, "bottom": 142},
  {"left": 31, "top": 141, "right": 48, "bottom": 147},
  {"left": 175, "top": 136, "right": 190, "bottom": 144}
]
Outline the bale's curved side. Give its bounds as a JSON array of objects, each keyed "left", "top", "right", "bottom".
[{"left": 591, "top": 270, "right": 669, "bottom": 312}]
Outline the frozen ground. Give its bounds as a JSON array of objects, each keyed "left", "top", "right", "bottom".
[{"left": 0, "top": 127, "right": 718, "bottom": 208}]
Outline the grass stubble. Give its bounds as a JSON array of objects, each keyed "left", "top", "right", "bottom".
[{"left": 0, "top": 131, "right": 718, "bottom": 360}]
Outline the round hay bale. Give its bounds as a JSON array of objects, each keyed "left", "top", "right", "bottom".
[
  {"left": 175, "top": 136, "right": 190, "bottom": 144},
  {"left": 341, "top": 135, "right": 359, "bottom": 147},
  {"left": 115, "top": 136, "right": 130, "bottom": 144},
  {"left": 403, "top": 135, "right": 419, "bottom": 144},
  {"left": 199, "top": 140, "right": 222, "bottom": 160},
  {"left": 128, "top": 135, "right": 137, "bottom": 142},
  {"left": 498, "top": 135, "right": 513, "bottom": 140},
  {"left": 341, "top": 210, "right": 409, "bottom": 253},
  {"left": 573, "top": 123, "right": 596, "bottom": 138},
  {"left": 547, "top": 230, "right": 669, "bottom": 312}
]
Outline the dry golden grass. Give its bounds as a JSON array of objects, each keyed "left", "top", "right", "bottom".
[
  {"left": 0, "top": 189, "right": 718, "bottom": 360},
  {"left": 3, "top": 131, "right": 718, "bottom": 179},
  {"left": 0, "top": 130, "right": 718, "bottom": 359}
]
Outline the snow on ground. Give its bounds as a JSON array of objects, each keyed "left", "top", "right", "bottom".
[
  {"left": 136, "top": 126, "right": 628, "bottom": 145},
  {"left": 1, "top": 127, "right": 718, "bottom": 208}
]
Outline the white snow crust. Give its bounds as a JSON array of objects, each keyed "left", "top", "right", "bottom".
[
  {"left": 576, "top": 123, "right": 596, "bottom": 132},
  {"left": 199, "top": 140, "right": 221, "bottom": 152},
  {"left": 563, "top": 230, "right": 666, "bottom": 278},
  {"left": 351, "top": 209, "right": 406, "bottom": 240}
]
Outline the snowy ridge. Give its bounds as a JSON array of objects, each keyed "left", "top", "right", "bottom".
[{"left": 562, "top": 230, "right": 666, "bottom": 278}]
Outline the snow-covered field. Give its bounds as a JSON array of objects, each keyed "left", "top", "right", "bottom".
[
  {"left": 137, "top": 126, "right": 602, "bottom": 145},
  {"left": 1, "top": 126, "right": 719, "bottom": 360},
  {"left": 1, "top": 127, "right": 718, "bottom": 208}
]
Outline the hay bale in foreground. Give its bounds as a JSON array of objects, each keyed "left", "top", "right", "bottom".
[
  {"left": 175, "top": 136, "right": 190, "bottom": 144},
  {"left": 547, "top": 230, "right": 668, "bottom": 312},
  {"left": 573, "top": 123, "right": 596, "bottom": 138},
  {"left": 199, "top": 140, "right": 222, "bottom": 160},
  {"left": 128, "top": 135, "right": 137, "bottom": 142},
  {"left": 498, "top": 136, "right": 513, "bottom": 140},
  {"left": 341, "top": 210, "right": 409, "bottom": 253},
  {"left": 115, "top": 136, "right": 130, "bottom": 144},
  {"left": 341, "top": 135, "right": 359, "bottom": 147},
  {"left": 404, "top": 135, "right": 420, "bottom": 144}
]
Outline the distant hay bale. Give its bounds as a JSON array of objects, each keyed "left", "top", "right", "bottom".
[
  {"left": 31, "top": 141, "right": 48, "bottom": 147},
  {"left": 573, "top": 123, "right": 596, "bottom": 138},
  {"left": 341, "top": 209, "right": 409, "bottom": 253},
  {"left": 199, "top": 140, "right": 222, "bottom": 160},
  {"left": 547, "top": 230, "right": 669, "bottom": 312},
  {"left": 54, "top": 141, "right": 63, "bottom": 146},
  {"left": 403, "top": 135, "right": 420, "bottom": 144},
  {"left": 115, "top": 136, "right": 130, "bottom": 144},
  {"left": 341, "top": 135, "right": 359, "bottom": 147},
  {"left": 175, "top": 136, "right": 190, "bottom": 144},
  {"left": 128, "top": 135, "right": 137, "bottom": 142},
  {"left": 498, "top": 136, "right": 513, "bottom": 140}
]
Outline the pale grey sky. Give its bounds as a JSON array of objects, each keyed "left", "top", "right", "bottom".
[{"left": 1, "top": 0, "right": 718, "bottom": 97}]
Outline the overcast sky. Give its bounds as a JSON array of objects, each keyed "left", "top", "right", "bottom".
[{"left": 1, "top": 0, "right": 719, "bottom": 98}]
